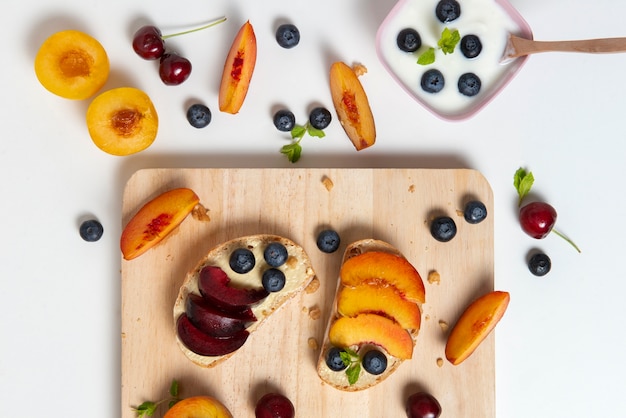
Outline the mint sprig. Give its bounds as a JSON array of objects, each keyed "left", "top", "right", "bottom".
[
  {"left": 280, "top": 122, "right": 326, "bottom": 163},
  {"left": 417, "top": 28, "right": 461, "bottom": 65},
  {"left": 340, "top": 348, "right": 361, "bottom": 385},
  {"left": 132, "top": 379, "right": 181, "bottom": 417},
  {"left": 513, "top": 167, "right": 535, "bottom": 207}
]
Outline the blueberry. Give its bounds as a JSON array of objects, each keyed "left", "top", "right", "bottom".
[
  {"left": 264, "top": 242, "right": 288, "bottom": 267},
  {"left": 464, "top": 200, "right": 488, "bottom": 224},
  {"left": 362, "top": 350, "right": 387, "bottom": 375},
  {"left": 79, "top": 219, "right": 103, "bottom": 242},
  {"left": 460, "top": 34, "right": 482, "bottom": 59},
  {"left": 186, "top": 103, "right": 212, "bottom": 128},
  {"left": 262, "top": 268, "right": 286, "bottom": 292},
  {"left": 436, "top": 0, "right": 461, "bottom": 23},
  {"left": 421, "top": 69, "right": 445, "bottom": 94},
  {"left": 528, "top": 253, "right": 551, "bottom": 276},
  {"left": 430, "top": 216, "right": 457, "bottom": 242},
  {"left": 273, "top": 109, "right": 296, "bottom": 132},
  {"left": 316, "top": 229, "right": 340, "bottom": 253},
  {"left": 458, "top": 73, "right": 482, "bottom": 97},
  {"left": 309, "top": 107, "right": 332, "bottom": 130},
  {"left": 229, "top": 248, "right": 256, "bottom": 274},
  {"left": 325, "top": 347, "right": 347, "bottom": 371},
  {"left": 396, "top": 28, "right": 422, "bottom": 52},
  {"left": 275, "top": 23, "right": 300, "bottom": 49}
]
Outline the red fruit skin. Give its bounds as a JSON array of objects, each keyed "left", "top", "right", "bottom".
[
  {"left": 198, "top": 266, "right": 269, "bottom": 311},
  {"left": 519, "top": 201, "right": 557, "bottom": 239},
  {"left": 406, "top": 392, "right": 441, "bottom": 418},
  {"left": 255, "top": 393, "right": 295, "bottom": 418},
  {"left": 132, "top": 25, "right": 165, "bottom": 60},
  {"left": 159, "top": 53, "right": 192, "bottom": 85}
]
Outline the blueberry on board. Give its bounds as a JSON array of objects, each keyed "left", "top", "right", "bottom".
[
  {"left": 317, "top": 229, "right": 340, "bottom": 253},
  {"left": 309, "top": 107, "right": 332, "bottom": 130},
  {"left": 528, "top": 253, "right": 551, "bottom": 276},
  {"left": 273, "top": 109, "right": 296, "bottom": 132},
  {"left": 460, "top": 34, "right": 483, "bottom": 59},
  {"left": 264, "top": 242, "right": 289, "bottom": 267},
  {"left": 458, "top": 73, "right": 482, "bottom": 97},
  {"left": 262, "top": 268, "right": 286, "bottom": 292},
  {"left": 229, "top": 248, "right": 256, "bottom": 274},
  {"left": 325, "top": 347, "right": 347, "bottom": 371},
  {"left": 464, "top": 200, "right": 488, "bottom": 224},
  {"left": 436, "top": 0, "right": 461, "bottom": 23},
  {"left": 79, "top": 219, "right": 103, "bottom": 242},
  {"left": 430, "top": 216, "right": 457, "bottom": 242},
  {"left": 186, "top": 103, "right": 212, "bottom": 128},
  {"left": 276, "top": 23, "right": 300, "bottom": 49},
  {"left": 397, "top": 28, "right": 422, "bottom": 52},
  {"left": 362, "top": 350, "right": 387, "bottom": 375},
  {"left": 421, "top": 69, "right": 445, "bottom": 93}
]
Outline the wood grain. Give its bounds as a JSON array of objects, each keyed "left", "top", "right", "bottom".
[{"left": 120, "top": 168, "right": 495, "bottom": 417}]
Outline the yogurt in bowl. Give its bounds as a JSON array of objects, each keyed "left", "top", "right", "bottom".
[{"left": 376, "top": 0, "right": 533, "bottom": 121}]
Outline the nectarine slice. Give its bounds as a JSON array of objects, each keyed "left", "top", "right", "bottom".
[
  {"left": 337, "top": 284, "right": 421, "bottom": 330},
  {"left": 35, "top": 30, "right": 109, "bottom": 100},
  {"left": 120, "top": 188, "right": 199, "bottom": 260},
  {"left": 329, "top": 61, "right": 376, "bottom": 150},
  {"left": 164, "top": 395, "right": 233, "bottom": 418},
  {"left": 219, "top": 21, "right": 256, "bottom": 114},
  {"left": 445, "top": 290, "right": 510, "bottom": 365},
  {"left": 340, "top": 251, "right": 425, "bottom": 304},
  {"left": 86, "top": 87, "right": 158, "bottom": 156},
  {"left": 329, "top": 313, "right": 414, "bottom": 359}
]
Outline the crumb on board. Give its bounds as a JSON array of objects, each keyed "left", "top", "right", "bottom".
[
  {"left": 427, "top": 270, "right": 441, "bottom": 285},
  {"left": 305, "top": 277, "right": 321, "bottom": 294},
  {"left": 321, "top": 176, "right": 334, "bottom": 191},
  {"left": 308, "top": 337, "right": 319, "bottom": 350},
  {"left": 456, "top": 209, "right": 464, "bottom": 217},
  {"left": 436, "top": 358, "right": 444, "bottom": 367},
  {"left": 192, "top": 204, "right": 211, "bottom": 221},
  {"left": 352, "top": 63, "right": 368, "bottom": 76},
  {"left": 308, "top": 305, "right": 322, "bottom": 320},
  {"left": 438, "top": 319, "right": 449, "bottom": 332},
  {"left": 408, "top": 184, "right": 416, "bottom": 193},
  {"left": 425, "top": 314, "right": 430, "bottom": 321}
]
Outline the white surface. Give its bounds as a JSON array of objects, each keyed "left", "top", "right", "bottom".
[{"left": 2, "top": 0, "right": 626, "bottom": 416}]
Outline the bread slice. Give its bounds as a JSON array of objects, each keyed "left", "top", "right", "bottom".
[
  {"left": 316, "top": 239, "right": 424, "bottom": 391},
  {"left": 174, "top": 234, "right": 316, "bottom": 368}
]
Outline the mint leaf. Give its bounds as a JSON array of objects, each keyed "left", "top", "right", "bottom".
[
  {"left": 306, "top": 125, "right": 326, "bottom": 138},
  {"left": 514, "top": 167, "right": 534, "bottom": 207},
  {"left": 291, "top": 124, "right": 307, "bottom": 140},
  {"left": 438, "top": 28, "right": 461, "bottom": 54},
  {"left": 417, "top": 47, "right": 436, "bottom": 65},
  {"left": 346, "top": 363, "right": 361, "bottom": 385},
  {"left": 133, "top": 402, "right": 157, "bottom": 417},
  {"left": 169, "top": 380, "right": 179, "bottom": 397},
  {"left": 280, "top": 141, "right": 302, "bottom": 163}
]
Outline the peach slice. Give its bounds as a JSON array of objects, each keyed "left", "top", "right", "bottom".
[
  {"left": 86, "top": 87, "right": 158, "bottom": 156},
  {"left": 219, "top": 21, "right": 256, "bottom": 114},
  {"left": 35, "top": 30, "right": 109, "bottom": 100},
  {"left": 329, "top": 313, "right": 414, "bottom": 359},
  {"left": 329, "top": 61, "right": 376, "bottom": 151},
  {"left": 340, "top": 251, "right": 425, "bottom": 304},
  {"left": 337, "top": 284, "right": 421, "bottom": 330},
  {"left": 121, "top": 188, "right": 199, "bottom": 260},
  {"left": 164, "top": 396, "right": 233, "bottom": 418},
  {"left": 445, "top": 290, "right": 510, "bottom": 365}
]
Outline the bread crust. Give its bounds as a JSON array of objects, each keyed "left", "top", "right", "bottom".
[
  {"left": 174, "top": 234, "right": 315, "bottom": 367},
  {"left": 316, "top": 239, "right": 423, "bottom": 391}
]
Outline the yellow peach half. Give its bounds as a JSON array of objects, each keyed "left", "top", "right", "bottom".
[
  {"left": 329, "top": 313, "right": 414, "bottom": 359},
  {"left": 164, "top": 396, "right": 233, "bottom": 418},
  {"left": 336, "top": 284, "right": 421, "bottom": 330},
  {"left": 445, "top": 290, "right": 510, "bottom": 365},
  {"left": 121, "top": 188, "right": 200, "bottom": 260},
  {"left": 35, "top": 30, "right": 109, "bottom": 100},
  {"left": 340, "top": 251, "right": 425, "bottom": 304}
]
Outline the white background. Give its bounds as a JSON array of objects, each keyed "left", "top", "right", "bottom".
[{"left": 2, "top": 0, "right": 626, "bottom": 416}]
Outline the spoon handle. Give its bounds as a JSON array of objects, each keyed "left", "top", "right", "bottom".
[{"left": 508, "top": 34, "right": 626, "bottom": 58}]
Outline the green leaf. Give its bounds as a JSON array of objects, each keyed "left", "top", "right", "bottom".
[
  {"left": 513, "top": 167, "right": 534, "bottom": 207},
  {"left": 169, "top": 379, "right": 179, "bottom": 397},
  {"left": 438, "top": 28, "right": 460, "bottom": 54},
  {"left": 346, "top": 363, "right": 361, "bottom": 385},
  {"left": 306, "top": 125, "right": 326, "bottom": 138},
  {"left": 417, "top": 47, "right": 436, "bottom": 65},
  {"left": 290, "top": 124, "right": 307, "bottom": 140},
  {"left": 134, "top": 402, "right": 157, "bottom": 417},
  {"left": 280, "top": 141, "right": 302, "bottom": 163}
]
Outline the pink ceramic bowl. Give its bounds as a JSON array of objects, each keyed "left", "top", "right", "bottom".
[{"left": 376, "top": 0, "right": 533, "bottom": 121}]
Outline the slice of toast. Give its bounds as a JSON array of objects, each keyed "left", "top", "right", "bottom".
[
  {"left": 173, "top": 234, "right": 316, "bottom": 367},
  {"left": 316, "top": 239, "right": 425, "bottom": 391}
]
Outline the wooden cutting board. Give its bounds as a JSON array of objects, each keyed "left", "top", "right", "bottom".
[{"left": 120, "top": 168, "right": 495, "bottom": 418}]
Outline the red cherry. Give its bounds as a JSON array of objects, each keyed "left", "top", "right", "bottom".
[
  {"left": 406, "top": 392, "right": 442, "bottom": 418},
  {"left": 519, "top": 201, "right": 557, "bottom": 239},
  {"left": 255, "top": 393, "right": 294, "bottom": 418},
  {"left": 132, "top": 25, "right": 165, "bottom": 60},
  {"left": 159, "top": 52, "right": 192, "bottom": 85}
]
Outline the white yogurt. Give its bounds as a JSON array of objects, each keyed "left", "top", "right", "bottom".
[{"left": 376, "top": 0, "right": 531, "bottom": 120}]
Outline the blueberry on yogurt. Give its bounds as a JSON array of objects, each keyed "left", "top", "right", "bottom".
[
  {"left": 458, "top": 73, "right": 482, "bottom": 97},
  {"left": 421, "top": 69, "right": 445, "bottom": 93},
  {"left": 396, "top": 28, "right": 421, "bottom": 52},
  {"left": 436, "top": 0, "right": 461, "bottom": 23},
  {"left": 460, "top": 34, "right": 483, "bottom": 59}
]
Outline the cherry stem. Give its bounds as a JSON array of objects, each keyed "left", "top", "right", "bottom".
[
  {"left": 551, "top": 228, "right": 581, "bottom": 253},
  {"left": 162, "top": 16, "right": 227, "bottom": 40}
]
